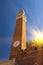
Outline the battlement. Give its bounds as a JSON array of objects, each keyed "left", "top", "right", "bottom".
[{"left": 16, "top": 10, "right": 26, "bottom": 21}]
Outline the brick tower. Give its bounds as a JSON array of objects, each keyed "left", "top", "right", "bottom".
[{"left": 9, "top": 10, "right": 26, "bottom": 59}]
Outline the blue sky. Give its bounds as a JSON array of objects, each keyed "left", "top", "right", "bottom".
[{"left": 0, "top": 0, "right": 43, "bottom": 62}]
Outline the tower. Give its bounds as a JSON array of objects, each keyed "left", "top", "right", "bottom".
[{"left": 9, "top": 10, "right": 26, "bottom": 59}]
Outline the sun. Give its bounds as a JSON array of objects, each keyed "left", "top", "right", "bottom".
[
  {"left": 34, "top": 34, "right": 43, "bottom": 46},
  {"left": 30, "top": 28, "right": 43, "bottom": 46},
  {"left": 34, "top": 30, "right": 43, "bottom": 45}
]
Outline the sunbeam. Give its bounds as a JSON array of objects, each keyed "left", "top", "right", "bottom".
[{"left": 29, "top": 27, "right": 43, "bottom": 46}]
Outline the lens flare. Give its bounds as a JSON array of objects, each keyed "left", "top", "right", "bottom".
[{"left": 29, "top": 28, "right": 43, "bottom": 46}]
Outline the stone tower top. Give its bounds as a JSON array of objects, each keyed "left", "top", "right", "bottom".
[{"left": 16, "top": 10, "right": 26, "bottom": 21}]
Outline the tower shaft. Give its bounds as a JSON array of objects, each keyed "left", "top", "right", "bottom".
[{"left": 9, "top": 10, "right": 26, "bottom": 59}]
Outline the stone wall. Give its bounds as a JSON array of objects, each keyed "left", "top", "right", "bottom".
[{"left": 0, "top": 58, "right": 15, "bottom": 65}]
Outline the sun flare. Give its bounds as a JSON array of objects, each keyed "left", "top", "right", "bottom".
[{"left": 30, "top": 28, "right": 43, "bottom": 46}]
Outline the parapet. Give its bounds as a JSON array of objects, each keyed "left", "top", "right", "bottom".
[{"left": 16, "top": 10, "right": 26, "bottom": 22}]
